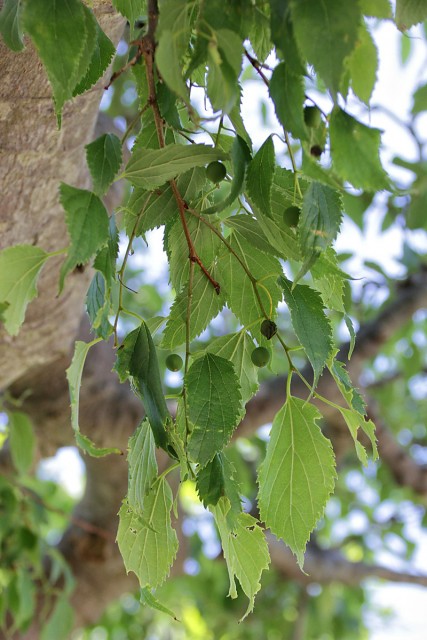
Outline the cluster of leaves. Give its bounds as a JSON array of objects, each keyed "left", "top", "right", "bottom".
[{"left": 1, "top": 0, "right": 427, "bottom": 624}]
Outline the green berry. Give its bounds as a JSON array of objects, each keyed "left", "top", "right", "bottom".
[
  {"left": 206, "top": 161, "right": 227, "bottom": 183},
  {"left": 165, "top": 354, "right": 183, "bottom": 372},
  {"left": 304, "top": 106, "right": 322, "bottom": 128},
  {"left": 283, "top": 205, "right": 301, "bottom": 228},
  {"left": 251, "top": 346, "right": 270, "bottom": 368},
  {"left": 260, "top": 319, "right": 277, "bottom": 340}
]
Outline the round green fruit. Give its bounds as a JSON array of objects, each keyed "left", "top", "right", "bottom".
[
  {"left": 251, "top": 346, "right": 270, "bottom": 368},
  {"left": 165, "top": 354, "right": 183, "bottom": 372},
  {"left": 206, "top": 160, "right": 227, "bottom": 183},
  {"left": 304, "top": 105, "right": 322, "bottom": 128},
  {"left": 283, "top": 205, "right": 301, "bottom": 228},
  {"left": 260, "top": 319, "right": 277, "bottom": 340}
]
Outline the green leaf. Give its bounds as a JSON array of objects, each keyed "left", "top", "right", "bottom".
[
  {"left": 128, "top": 420, "right": 158, "bottom": 515},
  {"left": 112, "top": 0, "right": 146, "bottom": 27},
  {"left": 246, "top": 135, "right": 275, "bottom": 217},
  {"left": 298, "top": 182, "right": 343, "bottom": 262},
  {"left": 196, "top": 453, "right": 242, "bottom": 516},
  {"left": 140, "top": 587, "right": 178, "bottom": 621},
  {"left": 67, "top": 339, "right": 122, "bottom": 457},
  {"left": 162, "top": 267, "right": 225, "bottom": 349},
  {"left": 0, "top": 245, "right": 49, "bottom": 335},
  {"left": 186, "top": 354, "right": 242, "bottom": 466},
  {"left": 225, "top": 215, "right": 279, "bottom": 256},
  {"left": 85, "top": 272, "right": 112, "bottom": 340},
  {"left": 124, "top": 144, "right": 227, "bottom": 190},
  {"left": 117, "top": 480, "right": 179, "bottom": 588},
  {"left": 93, "top": 215, "right": 119, "bottom": 287},
  {"left": 22, "top": 0, "right": 96, "bottom": 123},
  {"left": 360, "top": 0, "right": 392, "bottom": 18},
  {"left": 279, "top": 276, "right": 333, "bottom": 384},
  {"left": 206, "top": 29, "right": 242, "bottom": 113},
  {"left": 258, "top": 396, "right": 336, "bottom": 567},
  {"left": 217, "top": 233, "right": 282, "bottom": 329},
  {"left": 329, "top": 108, "right": 389, "bottom": 191},
  {"left": 211, "top": 498, "right": 270, "bottom": 620},
  {"left": 347, "top": 25, "right": 378, "bottom": 105},
  {"left": 156, "top": 32, "right": 189, "bottom": 100},
  {"left": 290, "top": 0, "right": 360, "bottom": 95},
  {"left": 115, "top": 323, "right": 171, "bottom": 452},
  {"left": 311, "top": 250, "right": 348, "bottom": 313},
  {"left": 0, "top": 0, "right": 24, "bottom": 51},
  {"left": 86, "top": 134, "right": 122, "bottom": 196},
  {"left": 40, "top": 597, "right": 74, "bottom": 640},
  {"left": 202, "top": 135, "right": 251, "bottom": 215},
  {"left": 395, "top": 0, "right": 427, "bottom": 28},
  {"left": 73, "top": 23, "right": 115, "bottom": 96},
  {"left": 329, "top": 359, "right": 366, "bottom": 416},
  {"left": 337, "top": 407, "right": 378, "bottom": 465},
  {"left": 8, "top": 412, "right": 35, "bottom": 475},
  {"left": 412, "top": 83, "right": 427, "bottom": 115},
  {"left": 59, "top": 183, "right": 110, "bottom": 291},
  {"left": 205, "top": 331, "right": 259, "bottom": 406},
  {"left": 269, "top": 63, "right": 307, "bottom": 140},
  {"left": 269, "top": 0, "right": 305, "bottom": 74}
]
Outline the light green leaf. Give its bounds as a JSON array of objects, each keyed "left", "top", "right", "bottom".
[
  {"left": 162, "top": 267, "right": 225, "bottom": 349},
  {"left": 8, "top": 411, "right": 35, "bottom": 475},
  {"left": 330, "top": 108, "right": 389, "bottom": 191},
  {"left": 117, "top": 480, "right": 179, "bottom": 588},
  {"left": 347, "top": 25, "right": 378, "bottom": 104},
  {"left": 86, "top": 272, "right": 112, "bottom": 340},
  {"left": 67, "top": 339, "right": 122, "bottom": 457},
  {"left": 211, "top": 497, "right": 270, "bottom": 620},
  {"left": 186, "top": 354, "right": 242, "bottom": 466},
  {"left": 345, "top": 314, "right": 356, "bottom": 358},
  {"left": 73, "top": 23, "right": 115, "bottom": 96},
  {"left": 246, "top": 135, "right": 275, "bottom": 217},
  {"left": 205, "top": 331, "right": 259, "bottom": 406},
  {"left": 395, "top": 0, "right": 427, "bottom": 28},
  {"left": 311, "top": 252, "right": 346, "bottom": 313},
  {"left": 140, "top": 587, "right": 178, "bottom": 621},
  {"left": 23, "top": 0, "right": 95, "bottom": 123},
  {"left": 59, "top": 184, "right": 110, "bottom": 291},
  {"left": 258, "top": 396, "right": 336, "bottom": 567},
  {"left": 156, "top": 31, "right": 189, "bottom": 100},
  {"left": 0, "top": 0, "right": 24, "bottom": 51},
  {"left": 412, "top": 83, "right": 427, "bottom": 115},
  {"left": 115, "top": 322, "right": 171, "bottom": 451},
  {"left": 86, "top": 134, "right": 122, "bottom": 196},
  {"left": 40, "top": 597, "right": 74, "bottom": 640},
  {"left": 298, "top": 182, "right": 342, "bottom": 262},
  {"left": 216, "top": 233, "right": 282, "bottom": 329},
  {"left": 360, "top": 0, "right": 392, "bottom": 18},
  {"left": 338, "top": 407, "right": 378, "bottom": 465},
  {"left": 290, "top": 0, "right": 360, "bottom": 95},
  {"left": 329, "top": 359, "right": 366, "bottom": 416},
  {"left": 225, "top": 215, "right": 279, "bottom": 256},
  {"left": 280, "top": 276, "right": 333, "bottom": 384},
  {"left": 0, "top": 245, "right": 49, "bottom": 335},
  {"left": 128, "top": 420, "right": 158, "bottom": 514},
  {"left": 269, "top": 63, "right": 307, "bottom": 140},
  {"left": 207, "top": 30, "right": 242, "bottom": 113},
  {"left": 124, "top": 144, "right": 227, "bottom": 190}
]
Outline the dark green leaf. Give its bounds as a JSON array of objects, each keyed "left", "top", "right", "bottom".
[
  {"left": 0, "top": 0, "right": 24, "bottom": 51},
  {"left": 115, "top": 322, "right": 171, "bottom": 451},
  {"left": 279, "top": 276, "right": 333, "bottom": 384},
  {"left": 290, "top": 0, "right": 360, "bottom": 95},
  {"left": 269, "top": 0, "right": 305, "bottom": 74},
  {"left": 196, "top": 452, "right": 242, "bottom": 515},
  {"left": 187, "top": 354, "right": 242, "bottom": 466},
  {"left": 225, "top": 215, "right": 279, "bottom": 256},
  {"left": 86, "top": 134, "right": 122, "bottom": 196},
  {"left": 246, "top": 135, "right": 275, "bottom": 217},
  {"left": 330, "top": 108, "right": 389, "bottom": 190},
  {"left": 85, "top": 272, "right": 112, "bottom": 340},
  {"left": 93, "top": 215, "right": 119, "bottom": 287},
  {"left": 112, "top": 0, "right": 146, "bottom": 28},
  {"left": 73, "top": 23, "right": 115, "bottom": 96},
  {"left": 269, "top": 63, "right": 307, "bottom": 140},
  {"left": 59, "top": 184, "right": 110, "bottom": 291},
  {"left": 395, "top": 0, "right": 427, "bottom": 29}
]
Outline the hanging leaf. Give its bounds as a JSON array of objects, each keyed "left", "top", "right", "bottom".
[
  {"left": 298, "top": 182, "right": 343, "bottom": 263},
  {"left": 329, "top": 108, "right": 389, "bottom": 191},
  {"left": 196, "top": 452, "right": 242, "bottom": 518},
  {"left": 140, "top": 587, "right": 178, "bottom": 621},
  {"left": 117, "top": 480, "right": 179, "bottom": 589},
  {"left": 246, "top": 135, "right": 276, "bottom": 217},
  {"left": 269, "top": 62, "right": 307, "bottom": 140},
  {"left": 85, "top": 272, "right": 112, "bottom": 340},
  {"left": 211, "top": 497, "right": 270, "bottom": 620},
  {"left": 128, "top": 420, "right": 158, "bottom": 514},
  {"left": 73, "top": 23, "right": 115, "bottom": 96},
  {"left": 258, "top": 396, "right": 336, "bottom": 567},
  {"left": 0, "top": 0, "right": 24, "bottom": 51},
  {"left": 59, "top": 184, "right": 110, "bottom": 291},
  {"left": 86, "top": 134, "right": 122, "bottom": 196},
  {"left": 40, "top": 597, "right": 74, "bottom": 640},
  {"left": 269, "top": 0, "right": 305, "bottom": 74},
  {"left": 186, "top": 354, "right": 242, "bottom": 466},
  {"left": 225, "top": 215, "right": 279, "bottom": 256},
  {"left": 280, "top": 276, "right": 333, "bottom": 385},
  {"left": 93, "top": 215, "right": 119, "bottom": 288},
  {"left": 0, "top": 245, "right": 49, "bottom": 335},
  {"left": 338, "top": 407, "right": 378, "bottom": 465},
  {"left": 8, "top": 411, "right": 35, "bottom": 475},
  {"left": 395, "top": 0, "right": 427, "bottom": 29},
  {"left": 347, "top": 24, "right": 378, "bottom": 105}
]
